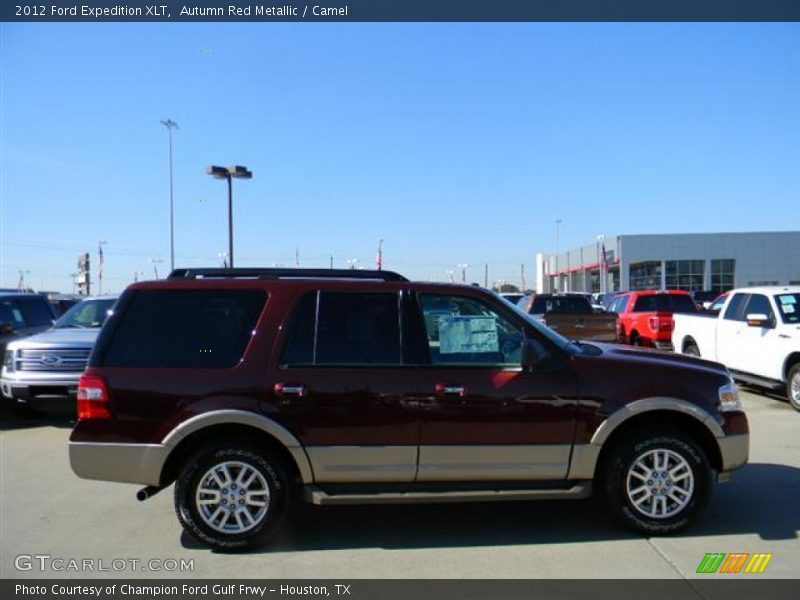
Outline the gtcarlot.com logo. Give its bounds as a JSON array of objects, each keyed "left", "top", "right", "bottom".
[{"left": 696, "top": 552, "right": 773, "bottom": 574}]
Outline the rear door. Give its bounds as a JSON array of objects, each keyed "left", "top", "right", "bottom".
[
  {"left": 266, "top": 288, "right": 419, "bottom": 483},
  {"left": 716, "top": 292, "right": 749, "bottom": 368},
  {"left": 410, "top": 290, "right": 578, "bottom": 482}
]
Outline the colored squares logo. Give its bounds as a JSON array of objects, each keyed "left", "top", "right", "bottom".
[{"left": 696, "top": 553, "right": 773, "bottom": 574}]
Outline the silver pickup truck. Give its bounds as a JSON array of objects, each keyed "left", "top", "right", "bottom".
[{"left": 1, "top": 297, "right": 116, "bottom": 413}]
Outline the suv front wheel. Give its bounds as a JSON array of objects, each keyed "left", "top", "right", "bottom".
[
  {"left": 174, "top": 444, "right": 290, "bottom": 550},
  {"left": 601, "top": 431, "right": 713, "bottom": 535}
]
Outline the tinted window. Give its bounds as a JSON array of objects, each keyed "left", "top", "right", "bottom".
[
  {"left": 744, "top": 294, "right": 774, "bottom": 321},
  {"left": 103, "top": 290, "right": 266, "bottom": 368},
  {"left": 316, "top": 292, "right": 401, "bottom": 365},
  {"left": 0, "top": 299, "right": 27, "bottom": 328},
  {"left": 18, "top": 297, "right": 54, "bottom": 326},
  {"left": 775, "top": 294, "right": 800, "bottom": 324},
  {"left": 419, "top": 294, "right": 524, "bottom": 365},
  {"left": 530, "top": 296, "right": 592, "bottom": 315},
  {"left": 723, "top": 293, "right": 749, "bottom": 322},
  {"left": 280, "top": 292, "right": 317, "bottom": 366},
  {"left": 632, "top": 294, "right": 697, "bottom": 313}
]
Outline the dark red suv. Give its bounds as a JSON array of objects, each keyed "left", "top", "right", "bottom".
[{"left": 70, "top": 269, "right": 749, "bottom": 550}]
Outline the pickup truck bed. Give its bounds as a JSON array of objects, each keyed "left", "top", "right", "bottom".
[{"left": 520, "top": 294, "right": 619, "bottom": 342}]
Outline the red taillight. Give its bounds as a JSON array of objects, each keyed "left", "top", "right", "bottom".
[
  {"left": 648, "top": 315, "right": 674, "bottom": 333},
  {"left": 77, "top": 374, "right": 111, "bottom": 420}
]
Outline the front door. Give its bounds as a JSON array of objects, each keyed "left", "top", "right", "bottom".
[{"left": 411, "top": 292, "right": 578, "bottom": 482}]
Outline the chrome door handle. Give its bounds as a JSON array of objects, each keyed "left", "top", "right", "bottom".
[
  {"left": 435, "top": 383, "right": 466, "bottom": 397},
  {"left": 274, "top": 383, "right": 308, "bottom": 397}
]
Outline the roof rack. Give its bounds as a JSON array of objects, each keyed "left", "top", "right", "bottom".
[{"left": 167, "top": 268, "right": 408, "bottom": 282}]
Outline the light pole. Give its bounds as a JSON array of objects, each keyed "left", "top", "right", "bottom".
[
  {"left": 458, "top": 263, "right": 469, "bottom": 283},
  {"left": 347, "top": 258, "right": 359, "bottom": 270},
  {"left": 17, "top": 270, "right": 29, "bottom": 291},
  {"left": 555, "top": 219, "right": 563, "bottom": 292},
  {"left": 445, "top": 269, "right": 455, "bottom": 283},
  {"left": 376, "top": 239, "right": 384, "bottom": 270},
  {"left": 207, "top": 165, "right": 253, "bottom": 268},
  {"left": 217, "top": 252, "right": 229, "bottom": 268},
  {"left": 133, "top": 271, "right": 145, "bottom": 283},
  {"left": 98, "top": 240, "right": 107, "bottom": 295},
  {"left": 150, "top": 258, "right": 164, "bottom": 279},
  {"left": 161, "top": 119, "right": 179, "bottom": 271}
]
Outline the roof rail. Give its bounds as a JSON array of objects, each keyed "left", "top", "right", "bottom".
[{"left": 167, "top": 268, "right": 409, "bottom": 282}]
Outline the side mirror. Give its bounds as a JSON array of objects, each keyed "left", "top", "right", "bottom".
[
  {"left": 521, "top": 338, "right": 546, "bottom": 371},
  {"left": 746, "top": 313, "right": 774, "bottom": 328}
]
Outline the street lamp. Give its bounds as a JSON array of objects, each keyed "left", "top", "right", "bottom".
[
  {"left": 217, "top": 252, "right": 229, "bottom": 268},
  {"left": 207, "top": 165, "right": 253, "bottom": 268},
  {"left": 150, "top": 258, "right": 164, "bottom": 279},
  {"left": 161, "top": 119, "right": 179, "bottom": 272},
  {"left": 555, "top": 219, "right": 563, "bottom": 292},
  {"left": 458, "top": 263, "right": 469, "bottom": 283},
  {"left": 133, "top": 271, "right": 145, "bottom": 283},
  {"left": 347, "top": 258, "right": 359, "bottom": 270},
  {"left": 98, "top": 240, "right": 108, "bottom": 295}
]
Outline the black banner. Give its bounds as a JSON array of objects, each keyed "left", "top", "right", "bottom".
[
  {"left": 2, "top": 0, "right": 800, "bottom": 22},
  {"left": 3, "top": 580, "right": 800, "bottom": 600}
]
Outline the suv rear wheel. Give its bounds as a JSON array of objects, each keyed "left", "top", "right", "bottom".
[
  {"left": 601, "top": 431, "right": 712, "bottom": 534},
  {"left": 174, "top": 444, "right": 290, "bottom": 550}
]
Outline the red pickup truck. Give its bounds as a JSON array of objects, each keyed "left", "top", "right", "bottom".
[{"left": 606, "top": 290, "right": 698, "bottom": 350}]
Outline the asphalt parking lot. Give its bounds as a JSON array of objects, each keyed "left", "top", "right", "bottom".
[{"left": 1, "top": 387, "right": 798, "bottom": 580}]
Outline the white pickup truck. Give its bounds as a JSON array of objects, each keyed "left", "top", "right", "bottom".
[{"left": 672, "top": 286, "right": 800, "bottom": 412}]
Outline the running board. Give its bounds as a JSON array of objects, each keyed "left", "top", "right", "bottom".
[
  {"left": 730, "top": 370, "right": 783, "bottom": 391},
  {"left": 303, "top": 482, "right": 592, "bottom": 506}
]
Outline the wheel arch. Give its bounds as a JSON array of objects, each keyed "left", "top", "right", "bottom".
[
  {"left": 784, "top": 352, "right": 800, "bottom": 382},
  {"left": 681, "top": 335, "right": 699, "bottom": 354},
  {"left": 159, "top": 410, "right": 314, "bottom": 487},
  {"left": 584, "top": 400, "right": 724, "bottom": 482}
]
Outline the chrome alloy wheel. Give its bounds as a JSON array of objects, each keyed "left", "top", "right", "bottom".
[
  {"left": 791, "top": 370, "right": 800, "bottom": 404},
  {"left": 625, "top": 449, "right": 694, "bottom": 519},
  {"left": 195, "top": 461, "right": 270, "bottom": 534}
]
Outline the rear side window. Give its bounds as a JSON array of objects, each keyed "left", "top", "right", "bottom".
[
  {"left": 103, "top": 290, "right": 266, "bottom": 368},
  {"left": 530, "top": 296, "right": 591, "bottom": 315},
  {"left": 633, "top": 294, "right": 697, "bottom": 313},
  {"left": 723, "top": 293, "right": 749, "bottom": 321},
  {"left": 18, "top": 297, "right": 55, "bottom": 326},
  {"left": 280, "top": 291, "right": 402, "bottom": 366}
]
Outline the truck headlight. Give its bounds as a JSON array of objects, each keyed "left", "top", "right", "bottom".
[
  {"left": 718, "top": 380, "right": 741, "bottom": 412},
  {"left": 3, "top": 349, "right": 14, "bottom": 373}
]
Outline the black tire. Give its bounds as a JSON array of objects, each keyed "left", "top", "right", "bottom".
[
  {"left": 601, "top": 430, "right": 713, "bottom": 535},
  {"left": 684, "top": 343, "right": 701, "bottom": 358},
  {"left": 787, "top": 364, "right": 800, "bottom": 412},
  {"left": 174, "top": 444, "right": 291, "bottom": 551},
  {"left": 630, "top": 332, "right": 643, "bottom": 346}
]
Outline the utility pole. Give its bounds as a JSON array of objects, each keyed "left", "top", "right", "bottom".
[
  {"left": 555, "top": 219, "right": 563, "bottom": 292},
  {"left": 161, "top": 119, "right": 179, "bottom": 272}
]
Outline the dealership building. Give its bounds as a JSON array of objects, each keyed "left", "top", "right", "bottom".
[{"left": 535, "top": 231, "right": 800, "bottom": 294}]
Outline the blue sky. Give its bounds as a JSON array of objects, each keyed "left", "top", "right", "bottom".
[{"left": 1, "top": 23, "right": 798, "bottom": 293}]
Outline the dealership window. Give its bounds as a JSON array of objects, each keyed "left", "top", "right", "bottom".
[
  {"left": 629, "top": 261, "right": 662, "bottom": 290},
  {"left": 710, "top": 259, "right": 735, "bottom": 293},
  {"left": 665, "top": 260, "right": 704, "bottom": 291}
]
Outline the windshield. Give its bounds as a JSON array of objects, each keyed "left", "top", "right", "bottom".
[
  {"left": 775, "top": 293, "right": 800, "bottom": 324},
  {"left": 54, "top": 298, "right": 116, "bottom": 329},
  {"left": 530, "top": 296, "right": 592, "bottom": 315}
]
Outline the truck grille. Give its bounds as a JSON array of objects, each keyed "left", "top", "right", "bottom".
[{"left": 17, "top": 348, "right": 92, "bottom": 372}]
